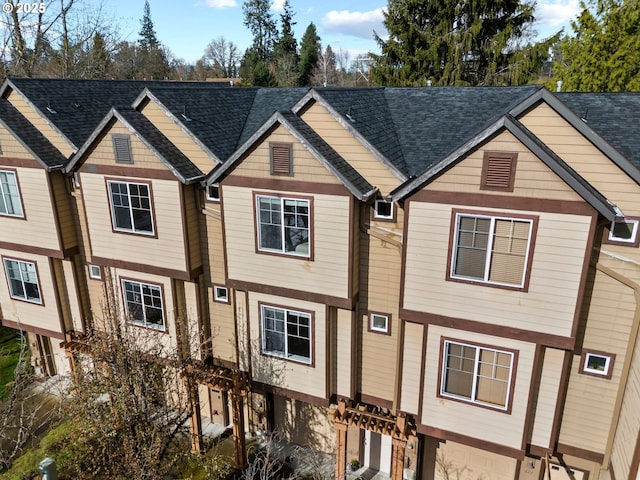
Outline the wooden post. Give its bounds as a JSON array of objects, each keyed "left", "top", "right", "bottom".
[
  {"left": 187, "top": 379, "right": 203, "bottom": 454},
  {"left": 232, "top": 391, "right": 247, "bottom": 468},
  {"left": 335, "top": 423, "right": 348, "bottom": 479},
  {"left": 391, "top": 438, "right": 407, "bottom": 480}
]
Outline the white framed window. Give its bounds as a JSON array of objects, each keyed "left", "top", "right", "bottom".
[
  {"left": 450, "top": 212, "right": 534, "bottom": 288},
  {"left": 206, "top": 183, "right": 220, "bottom": 202},
  {"left": 580, "top": 350, "right": 615, "bottom": 379},
  {"left": 373, "top": 200, "right": 393, "bottom": 220},
  {"left": 256, "top": 194, "right": 310, "bottom": 257},
  {"left": 369, "top": 313, "right": 390, "bottom": 334},
  {"left": 213, "top": 285, "right": 228, "bottom": 303},
  {"left": 122, "top": 279, "right": 164, "bottom": 330},
  {"left": 108, "top": 180, "right": 154, "bottom": 235},
  {"left": 261, "top": 304, "right": 312, "bottom": 364},
  {"left": 608, "top": 219, "right": 639, "bottom": 245},
  {"left": 0, "top": 170, "right": 24, "bottom": 217},
  {"left": 88, "top": 264, "right": 102, "bottom": 280},
  {"left": 440, "top": 339, "right": 515, "bottom": 411},
  {"left": 3, "top": 258, "right": 41, "bottom": 304}
]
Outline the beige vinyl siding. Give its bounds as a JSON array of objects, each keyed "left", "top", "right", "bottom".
[
  {"left": 530, "top": 347, "right": 565, "bottom": 448},
  {"left": 334, "top": 307, "right": 353, "bottom": 398},
  {"left": 429, "top": 131, "right": 583, "bottom": 201},
  {"left": 0, "top": 167, "right": 61, "bottom": 251},
  {"left": 403, "top": 202, "right": 591, "bottom": 338},
  {"left": 610, "top": 323, "right": 640, "bottom": 479},
  {"left": 300, "top": 103, "right": 402, "bottom": 194},
  {"left": 85, "top": 122, "right": 167, "bottom": 170},
  {"left": 434, "top": 441, "right": 517, "bottom": 480},
  {"left": 61, "top": 259, "right": 83, "bottom": 332},
  {"left": 231, "top": 126, "right": 342, "bottom": 184},
  {"left": 203, "top": 202, "right": 225, "bottom": 283},
  {"left": 5, "top": 90, "right": 75, "bottom": 157},
  {"left": 184, "top": 185, "right": 202, "bottom": 271},
  {"left": 50, "top": 172, "right": 78, "bottom": 250},
  {"left": 249, "top": 292, "right": 327, "bottom": 399},
  {"left": 422, "top": 325, "right": 534, "bottom": 450},
  {"left": 520, "top": 103, "right": 640, "bottom": 213},
  {"left": 361, "top": 311, "right": 398, "bottom": 402},
  {"left": 139, "top": 100, "right": 214, "bottom": 173},
  {"left": 559, "top": 269, "right": 635, "bottom": 454},
  {"left": 0, "top": 125, "right": 36, "bottom": 158},
  {"left": 0, "top": 250, "right": 62, "bottom": 335},
  {"left": 273, "top": 396, "right": 334, "bottom": 453},
  {"left": 400, "top": 321, "right": 424, "bottom": 414},
  {"left": 223, "top": 185, "right": 350, "bottom": 299},
  {"left": 81, "top": 174, "right": 188, "bottom": 272},
  {"left": 211, "top": 287, "right": 237, "bottom": 365}
]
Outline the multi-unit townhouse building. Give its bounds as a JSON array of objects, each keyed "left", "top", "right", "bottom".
[{"left": 0, "top": 77, "right": 639, "bottom": 480}]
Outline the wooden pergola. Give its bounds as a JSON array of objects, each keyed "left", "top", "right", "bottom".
[{"left": 330, "top": 399, "right": 417, "bottom": 480}]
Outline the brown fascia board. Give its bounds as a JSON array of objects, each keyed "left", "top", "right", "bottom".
[
  {"left": 131, "top": 87, "right": 222, "bottom": 164},
  {"left": 389, "top": 114, "right": 622, "bottom": 222},
  {"left": 1, "top": 78, "right": 78, "bottom": 152},
  {"left": 206, "top": 111, "right": 377, "bottom": 201},
  {"left": 291, "top": 88, "right": 407, "bottom": 182},
  {"left": 510, "top": 88, "right": 640, "bottom": 187}
]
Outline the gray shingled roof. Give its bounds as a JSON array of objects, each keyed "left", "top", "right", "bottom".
[
  {"left": 556, "top": 92, "right": 640, "bottom": 169},
  {"left": 0, "top": 98, "right": 67, "bottom": 170},
  {"left": 6, "top": 78, "right": 229, "bottom": 152}
]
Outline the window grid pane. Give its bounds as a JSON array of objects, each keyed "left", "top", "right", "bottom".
[
  {"left": 261, "top": 305, "right": 311, "bottom": 363},
  {"left": 3, "top": 258, "right": 41, "bottom": 303},
  {"left": 123, "top": 280, "right": 164, "bottom": 330},
  {"left": 257, "top": 196, "right": 310, "bottom": 257},
  {"left": 109, "top": 181, "right": 153, "bottom": 234},
  {"left": 0, "top": 171, "right": 23, "bottom": 217}
]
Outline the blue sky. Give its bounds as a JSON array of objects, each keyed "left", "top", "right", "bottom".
[{"left": 103, "top": 0, "right": 582, "bottom": 64}]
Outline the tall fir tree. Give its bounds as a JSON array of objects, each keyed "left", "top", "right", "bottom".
[
  {"left": 139, "top": 0, "right": 159, "bottom": 51},
  {"left": 275, "top": 0, "right": 297, "bottom": 55},
  {"left": 550, "top": 0, "right": 640, "bottom": 91},
  {"left": 242, "top": 0, "right": 278, "bottom": 61},
  {"left": 371, "top": 0, "right": 557, "bottom": 86},
  {"left": 298, "top": 22, "right": 321, "bottom": 86}
]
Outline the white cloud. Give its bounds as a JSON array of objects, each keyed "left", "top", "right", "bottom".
[
  {"left": 535, "top": 0, "right": 580, "bottom": 26},
  {"left": 271, "top": 0, "right": 285, "bottom": 12},
  {"left": 204, "top": 0, "right": 237, "bottom": 8},
  {"left": 322, "top": 7, "right": 387, "bottom": 41}
]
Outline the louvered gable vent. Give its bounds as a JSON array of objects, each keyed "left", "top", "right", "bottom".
[
  {"left": 112, "top": 134, "right": 133, "bottom": 164},
  {"left": 270, "top": 143, "right": 292, "bottom": 176},
  {"left": 481, "top": 151, "right": 517, "bottom": 191}
]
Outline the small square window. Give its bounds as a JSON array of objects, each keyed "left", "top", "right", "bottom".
[
  {"left": 580, "top": 350, "right": 615, "bottom": 379},
  {"left": 206, "top": 184, "right": 220, "bottom": 202},
  {"left": 88, "top": 264, "right": 102, "bottom": 280},
  {"left": 369, "top": 313, "right": 390, "bottom": 334},
  {"left": 607, "top": 219, "right": 639, "bottom": 246},
  {"left": 213, "top": 285, "right": 228, "bottom": 303},
  {"left": 373, "top": 200, "right": 393, "bottom": 220}
]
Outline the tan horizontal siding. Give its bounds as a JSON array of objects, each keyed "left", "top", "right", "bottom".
[
  {"left": 0, "top": 126, "right": 35, "bottom": 158},
  {"left": 530, "top": 347, "right": 564, "bottom": 448},
  {"left": 301, "top": 103, "right": 402, "bottom": 195},
  {"left": 139, "top": 100, "right": 215, "bottom": 174},
  {"left": 422, "top": 325, "right": 534, "bottom": 450},
  {"left": 51, "top": 172, "right": 78, "bottom": 250},
  {"left": 400, "top": 321, "right": 423, "bottom": 414},
  {"left": 403, "top": 203, "right": 591, "bottom": 337},
  {"left": 6, "top": 90, "right": 74, "bottom": 157},
  {"left": 334, "top": 307, "right": 353, "bottom": 398},
  {"left": 0, "top": 167, "right": 60, "bottom": 251},
  {"left": 210, "top": 290, "right": 237, "bottom": 365},
  {"left": 223, "top": 185, "right": 350, "bottom": 298},
  {"left": 81, "top": 174, "right": 188, "bottom": 272}
]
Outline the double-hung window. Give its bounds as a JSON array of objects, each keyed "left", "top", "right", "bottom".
[
  {"left": 450, "top": 212, "right": 534, "bottom": 288},
  {"left": 256, "top": 194, "right": 310, "bottom": 257},
  {"left": 3, "top": 258, "right": 41, "bottom": 304},
  {"left": 108, "top": 180, "right": 154, "bottom": 235},
  {"left": 440, "top": 339, "right": 515, "bottom": 410},
  {"left": 0, "top": 170, "right": 24, "bottom": 217},
  {"left": 261, "top": 304, "right": 312, "bottom": 364},
  {"left": 122, "top": 279, "right": 164, "bottom": 330}
]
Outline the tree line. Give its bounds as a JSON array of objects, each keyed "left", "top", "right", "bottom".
[{"left": 1, "top": 0, "right": 637, "bottom": 93}]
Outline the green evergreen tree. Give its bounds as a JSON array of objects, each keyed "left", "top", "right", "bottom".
[
  {"left": 371, "top": 0, "right": 557, "bottom": 86},
  {"left": 275, "top": 0, "right": 297, "bottom": 55},
  {"left": 88, "top": 32, "right": 110, "bottom": 78},
  {"left": 240, "top": 48, "right": 277, "bottom": 86},
  {"left": 242, "top": 0, "right": 278, "bottom": 61},
  {"left": 272, "top": 0, "right": 299, "bottom": 86},
  {"left": 298, "top": 22, "right": 320, "bottom": 86},
  {"left": 139, "top": 0, "right": 159, "bottom": 50},
  {"left": 550, "top": 0, "right": 640, "bottom": 91}
]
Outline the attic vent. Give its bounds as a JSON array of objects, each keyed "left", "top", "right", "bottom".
[
  {"left": 112, "top": 134, "right": 133, "bottom": 164},
  {"left": 46, "top": 102, "right": 57, "bottom": 114},
  {"left": 481, "top": 151, "right": 517, "bottom": 192},
  {"left": 270, "top": 143, "right": 292, "bottom": 176}
]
